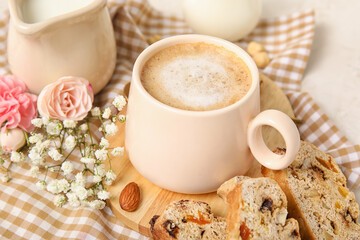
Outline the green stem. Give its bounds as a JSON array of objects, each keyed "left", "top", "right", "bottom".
[
  {"left": 78, "top": 142, "right": 83, "bottom": 158},
  {"left": 44, "top": 167, "right": 49, "bottom": 181},
  {"left": 86, "top": 120, "right": 94, "bottom": 146},
  {"left": 47, "top": 164, "right": 62, "bottom": 169},
  {"left": 84, "top": 167, "right": 95, "bottom": 175},
  {"left": 0, "top": 166, "right": 8, "bottom": 173},
  {"left": 59, "top": 129, "right": 66, "bottom": 154},
  {"left": 62, "top": 145, "right": 77, "bottom": 164},
  {"left": 107, "top": 153, "right": 112, "bottom": 170},
  {"left": 24, "top": 132, "right": 30, "bottom": 146},
  {"left": 98, "top": 116, "right": 107, "bottom": 136}
]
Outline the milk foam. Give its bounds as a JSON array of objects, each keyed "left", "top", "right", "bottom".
[
  {"left": 141, "top": 42, "right": 251, "bottom": 111},
  {"left": 160, "top": 58, "right": 229, "bottom": 109}
]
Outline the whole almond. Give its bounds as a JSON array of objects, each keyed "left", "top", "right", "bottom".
[{"left": 119, "top": 182, "right": 140, "bottom": 212}]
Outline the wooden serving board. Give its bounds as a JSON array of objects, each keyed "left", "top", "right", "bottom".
[{"left": 106, "top": 74, "right": 295, "bottom": 237}]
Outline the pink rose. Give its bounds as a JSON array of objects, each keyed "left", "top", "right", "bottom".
[
  {"left": 0, "top": 75, "right": 38, "bottom": 133},
  {"left": 0, "top": 128, "right": 26, "bottom": 152},
  {"left": 37, "top": 76, "right": 94, "bottom": 121}
]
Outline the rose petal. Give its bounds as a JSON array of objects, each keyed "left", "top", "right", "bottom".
[{"left": 37, "top": 76, "right": 94, "bottom": 121}]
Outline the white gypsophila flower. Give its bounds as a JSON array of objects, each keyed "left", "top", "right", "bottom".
[
  {"left": 46, "top": 121, "right": 62, "bottom": 135},
  {"left": 80, "top": 157, "right": 95, "bottom": 164},
  {"left": 28, "top": 148, "right": 39, "bottom": 160},
  {"left": 111, "top": 147, "right": 124, "bottom": 157},
  {"left": 97, "top": 190, "right": 110, "bottom": 200},
  {"left": 43, "top": 139, "right": 52, "bottom": 148},
  {"left": 64, "top": 135, "right": 77, "bottom": 150},
  {"left": 48, "top": 148, "right": 63, "bottom": 161},
  {"left": 75, "top": 172, "right": 85, "bottom": 187},
  {"left": 29, "top": 133, "right": 44, "bottom": 144},
  {"left": 105, "top": 122, "right": 118, "bottom": 137},
  {"left": 93, "top": 175, "right": 102, "bottom": 183},
  {"left": 118, "top": 115, "right": 126, "bottom": 122},
  {"left": 53, "top": 194, "right": 66, "bottom": 207},
  {"left": 32, "top": 157, "right": 45, "bottom": 166},
  {"left": 66, "top": 192, "right": 80, "bottom": 207},
  {"left": 99, "top": 138, "right": 109, "bottom": 149},
  {"left": 91, "top": 107, "right": 101, "bottom": 117},
  {"left": 89, "top": 200, "right": 106, "bottom": 210},
  {"left": 112, "top": 117, "right": 117, "bottom": 123},
  {"left": 1, "top": 175, "right": 10, "bottom": 183},
  {"left": 34, "top": 140, "right": 43, "bottom": 150},
  {"left": 37, "top": 140, "right": 51, "bottom": 152},
  {"left": 93, "top": 182, "right": 103, "bottom": 190},
  {"left": 102, "top": 107, "right": 112, "bottom": 119},
  {"left": 47, "top": 180, "right": 61, "bottom": 194},
  {"left": 34, "top": 140, "right": 51, "bottom": 157},
  {"left": 63, "top": 120, "right": 77, "bottom": 129},
  {"left": 74, "top": 185, "right": 88, "bottom": 200},
  {"left": 94, "top": 164, "right": 106, "bottom": 177},
  {"left": 104, "top": 170, "right": 116, "bottom": 185},
  {"left": 102, "top": 119, "right": 110, "bottom": 127},
  {"left": 31, "top": 118, "right": 43, "bottom": 128},
  {"left": 79, "top": 123, "right": 88, "bottom": 132},
  {"left": 61, "top": 161, "right": 74, "bottom": 176},
  {"left": 112, "top": 95, "right": 126, "bottom": 111},
  {"left": 30, "top": 165, "right": 40, "bottom": 178},
  {"left": 95, "top": 149, "right": 108, "bottom": 161},
  {"left": 42, "top": 116, "right": 50, "bottom": 125},
  {"left": 28, "top": 148, "right": 45, "bottom": 166},
  {"left": 57, "top": 178, "right": 70, "bottom": 193},
  {"left": 79, "top": 200, "right": 89, "bottom": 208},
  {"left": 36, "top": 180, "right": 46, "bottom": 190},
  {"left": 10, "top": 151, "right": 25, "bottom": 163},
  {"left": 87, "top": 188, "right": 95, "bottom": 197}
]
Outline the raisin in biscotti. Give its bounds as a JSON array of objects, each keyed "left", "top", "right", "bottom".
[
  {"left": 262, "top": 141, "right": 360, "bottom": 239},
  {"left": 149, "top": 200, "right": 226, "bottom": 239},
  {"left": 218, "top": 176, "right": 300, "bottom": 240}
]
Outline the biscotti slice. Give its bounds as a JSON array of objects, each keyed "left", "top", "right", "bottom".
[
  {"left": 262, "top": 141, "right": 360, "bottom": 239},
  {"left": 218, "top": 177, "right": 300, "bottom": 240},
  {"left": 150, "top": 199, "right": 226, "bottom": 240}
]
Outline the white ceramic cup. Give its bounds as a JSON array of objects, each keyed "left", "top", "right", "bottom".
[{"left": 125, "top": 34, "right": 300, "bottom": 194}]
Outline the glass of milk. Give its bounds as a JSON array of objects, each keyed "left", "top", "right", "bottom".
[{"left": 182, "top": 0, "right": 262, "bottom": 41}]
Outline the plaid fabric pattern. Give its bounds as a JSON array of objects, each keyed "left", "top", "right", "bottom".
[{"left": 1, "top": 0, "right": 359, "bottom": 239}]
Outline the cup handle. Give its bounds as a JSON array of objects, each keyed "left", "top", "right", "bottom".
[{"left": 247, "top": 109, "right": 300, "bottom": 170}]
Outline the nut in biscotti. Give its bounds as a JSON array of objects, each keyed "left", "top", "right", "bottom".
[
  {"left": 149, "top": 200, "right": 226, "bottom": 240},
  {"left": 218, "top": 177, "right": 301, "bottom": 240}
]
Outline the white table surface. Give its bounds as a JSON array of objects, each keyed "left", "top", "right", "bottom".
[{"left": 1, "top": 0, "right": 359, "bottom": 146}]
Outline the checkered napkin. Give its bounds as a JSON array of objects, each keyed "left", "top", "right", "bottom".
[{"left": 1, "top": 0, "right": 359, "bottom": 239}]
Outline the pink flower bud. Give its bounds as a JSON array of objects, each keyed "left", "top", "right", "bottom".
[{"left": 0, "top": 128, "right": 26, "bottom": 152}]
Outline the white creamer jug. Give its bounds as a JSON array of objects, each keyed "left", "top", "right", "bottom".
[{"left": 7, "top": 0, "right": 117, "bottom": 95}]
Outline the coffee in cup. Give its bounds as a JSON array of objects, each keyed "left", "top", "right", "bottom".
[
  {"left": 141, "top": 42, "right": 251, "bottom": 111},
  {"left": 126, "top": 34, "right": 300, "bottom": 194}
]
